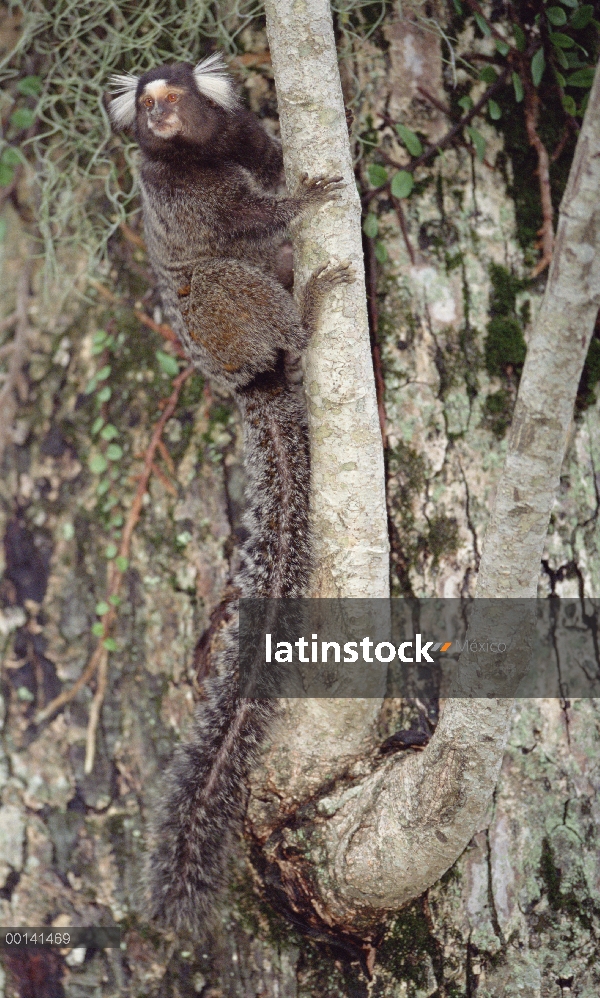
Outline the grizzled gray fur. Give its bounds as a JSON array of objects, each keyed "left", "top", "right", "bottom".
[{"left": 107, "top": 55, "right": 353, "bottom": 933}]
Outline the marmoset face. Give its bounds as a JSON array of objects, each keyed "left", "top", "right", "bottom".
[{"left": 138, "top": 80, "right": 186, "bottom": 139}]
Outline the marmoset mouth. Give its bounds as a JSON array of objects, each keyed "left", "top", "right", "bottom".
[{"left": 149, "top": 118, "right": 182, "bottom": 137}]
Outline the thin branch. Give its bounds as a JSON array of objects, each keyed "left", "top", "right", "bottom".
[
  {"left": 523, "top": 83, "right": 554, "bottom": 276},
  {"left": 363, "top": 235, "right": 388, "bottom": 447},
  {"left": 35, "top": 365, "right": 195, "bottom": 728}
]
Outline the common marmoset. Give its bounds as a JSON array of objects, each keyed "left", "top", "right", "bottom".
[{"left": 107, "top": 53, "right": 353, "bottom": 933}]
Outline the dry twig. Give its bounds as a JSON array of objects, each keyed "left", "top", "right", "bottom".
[{"left": 0, "top": 262, "right": 33, "bottom": 466}]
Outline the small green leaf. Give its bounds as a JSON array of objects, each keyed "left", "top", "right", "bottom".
[
  {"left": 89, "top": 453, "right": 108, "bottom": 474},
  {"left": 95, "top": 601, "right": 110, "bottom": 616},
  {"left": 105, "top": 543, "right": 118, "bottom": 559},
  {"left": 474, "top": 11, "right": 491, "bottom": 35},
  {"left": 495, "top": 39, "right": 510, "bottom": 55},
  {"left": 115, "top": 556, "right": 129, "bottom": 572},
  {"left": 103, "top": 638, "right": 117, "bottom": 652},
  {"left": 156, "top": 350, "right": 180, "bottom": 377},
  {"left": 85, "top": 376, "right": 98, "bottom": 394},
  {"left": 390, "top": 170, "right": 414, "bottom": 199},
  {"left": 452, "top": 0, "right": 462, "bottom": 13},
  {"left": 555, "top": 70, "right": 567, "bottom": 87},
  {"left": 363, "top": 212, "right": 379, "bottom": 238},
  {"left": 100, "top": 423, "right": 118, "bottom": 441},
  {"left": 466, "top": 126, "right": 486, "bottom": 161},
  {"left": 561, "top": 0, "right": 579, "bottom": 7},
  {"left": 512, "top": 72, "right": 525, "bottom": 102},
  {"left": 92, "top": 416, "right": 104, "bottom": 435},
  {"left": 93, "top": 330, "right": 107, "bottom": 346},
  {"left": 395, "top": 124, "right": 423, "bottom": 157},
  {"left": 562, "top": 94, "right": 577, "bottom": 114},
  {"left": 550, "top": 32, "right": 575, "bottom": 47},
  {"left": 63, "top": 522, "right": 75, "bottom": 540},
  {"left": 570, "top": 4, "right": 593, "bottom": 28},
  {"left": 458, "top": 95, "right": 474, "bottom": 112},
  {"left": 106, "top": 443, "right": 123, "bottom": 461},
  {"left": 479, "top": 66, "right": 498, "bottom": 84},
  {"left": 555, "top": 46, "right": 570, "bottom": 68},
  {"left": 109, "top": 594, "right": 121, "bottom": 607},
  {"left": 1, "top": 147, "right": 21, "bottom": 167},
  {"left": 0, "top": 164, "right": 14, "bottom": 186},
  {"left": 92, "top": 621, "right": 104, "bottom": 637},
  {"left": 531, "top": 48, "right": 546, "bottom": 86},
  {"left": 547, "top": 5, "right": 567, "bottom": 24},
  {"left": 102, "top": 496, "right": 118, "bottom": 512},
  {"left": 97, "top": 478, "right": 111, "bottom": 496},
  {"left": 96, "top": 385, "right": 111, "bottom": 403},
  {"left": 374, "top": 240, "right": 388, "bottom": 263},
  {"left": 96, "top": 364, "right": 111, "bottom": 381},
  {"left": 488, "top": 99, "right": 502, "bottom": 119},
  {"left": 110, "top": 514, "right": 124, "bottom": 528},
  {"left": 16, "top": 76, "right": 42, "bottom": 97},
  {"left": 367, "top": 163, "right": 388, "bottom": 187},
  {"left": 567, "top": 67, "right": 595, "bottom": 86},
  {"left": 10, "top": 108, "right": 35, "bottom": 130},
  {"left": 17, "top": 686, "right": 35, "bottom": 702},
  {"left": 513, "top": 24, "right": 526, "bottom": 52}
]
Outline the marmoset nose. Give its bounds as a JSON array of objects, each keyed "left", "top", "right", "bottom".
[{"left": 149, "top": 104, "right": 169, "bottom": 122}]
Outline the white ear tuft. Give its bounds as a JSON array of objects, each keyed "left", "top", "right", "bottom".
[
  {"left": 107, "top": 73, "right": 139, "bottom": 129},
  {"left": 193, "top": 53, "right": 238, "bottom": 111}
]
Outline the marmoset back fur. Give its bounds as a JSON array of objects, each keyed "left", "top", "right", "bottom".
[{"left": 107, "top": 53, "right": 353, "bottom": 933}]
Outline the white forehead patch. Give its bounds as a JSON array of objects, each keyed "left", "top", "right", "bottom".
[
  {"left": 108, "top": 72, "right": 138, "bottom": 128},
  {"left": 193, "top": 53, "right": 238, "bottom": 111},
  {"left": 142, "top": 79, "right": 169, "bottom": 100}
]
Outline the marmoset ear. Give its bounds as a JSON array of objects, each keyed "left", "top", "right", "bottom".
[
  {"left": 105, "top": 73, "right": 139, "bottom": 130},
  {"left": 193, "top": 53, "right": 239, "bottom": 111}
]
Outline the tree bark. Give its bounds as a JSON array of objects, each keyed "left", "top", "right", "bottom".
[{"left": 247, "top": 56, "right": 600, "bottom": 931}]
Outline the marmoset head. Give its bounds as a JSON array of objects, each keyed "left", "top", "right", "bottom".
[{"left": 107, "top": 53, "right": 238, "bottom": 150}]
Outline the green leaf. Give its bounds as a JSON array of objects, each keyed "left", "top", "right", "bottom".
[
  {"left": 17, "top": 686, "right": 34, "bottom": 702},
  {"left": 512, "top": 72, "right": 524, "bottom": 102},
  {"left": 97, "top": 479, "right": 111, "bottom": 496},
  {"left": 156, "top": 350, "right": 180, "bottom": 377},
  {"left": 16, "top": 76, "right": 42, "bottom": 97},
  {"left": 554, "top": 46, "right": 570, "bottom": 68},
  {"left": 115, "top": 556, "right": 129, "bottom": 572},
  {"left": 0, "top": 163, "right": 14, "bottom": 186},
  {"left": 453, "top": 0, "right": 462, "bottom": 12},
  {"left": 374, "top": 240, "right": 388, "bottom": 263},
  {"left": 367, "top": 163, "right": 388, "bottom": 187},
  {"left": 1, "top": 147, "right": 21, "bottom": 167},
  {"left": 531, "top": 47, "right": 546, "bottom": 86},
  {"left": 92, "top": 621, "right": 104, "bottom": 637},
  {"left": 466, "top": 125, "right": 486, "bottom": 161},
  {"left": 106, "top": 443, "right": 123, "bottom": 461},
  {"left": 89, "top": 453, "right": 108, "bottom": 474},
  {"left": 91, "top": 417, "right": 104, "bottom": 435},
  {"left": 561, "top": 0, "right": 579, "bottom": 7},
  {"left": 479, "top": 66, "right": 498, "bottom": 84},
  {"left": 513, "top": 24, "right": 526, "bottom": 52},
  {"left": 93, "top": 330, "right": 107, "bottom": 346},
  {"left": 109, "top": 594, "right": 121, "bottom": 607},
  {"left": 555, "top": 70, "right": 567, "bottom": 87},
  {"left": 390, "top": 170, "right": 414, "bottom": 198},
  {"left": 95, "top": 601, "right": 110, "bottom": 616},
  {"left": 100, "top": 423, "right": 118, "bottom": 441},
  {"left": 547, "top": 5, "right": 567, "bottom": 24},
  {"left": 495, "top": 39, "right": 510, "bottom": 56},
  {"left": 103, "top": 638, "right": 117, "bottom": 652},
  {"left": 105, "top": 543, "right": 118, "bottom": 559},
  {"left": 550, "top": 31, "right": 575, "bottom": 47},
  {"left": 570, "top": 4, "right": 593, "bottom": 28},
  {"left": 474, "top": 11, "right": 491, "bottom": 35},
  {"left": 10, "top": 108, "right": 35, "bottom": 130},
  {"left": 458, "top": 95, "right": 474, "bottom": 112},
  {"left": 488, "top": 99, "right": 502, "bottom": 119},
  {"left": 96, "top": 385, "right": 111, "bottom": 403},
  {"left": 96, "top": 364, "right": 111, "bottom": 381},
  {"left": 568, "top": 67, "right": 595, "bottom": 86},
  {"left": 363, "top": 212, "right": 379, "bottom": 238},
  {"left": 102, "top": 496, "right": 118, "bottom": 512},
  {"left": 562, "top": 94, "right": 577, "bottom": 114},
  {"left": 395, "top": 124, "right": 423, "bottom": 156},
  {"left": 110, "top": 514, "right": 124, "bottom": 528}
]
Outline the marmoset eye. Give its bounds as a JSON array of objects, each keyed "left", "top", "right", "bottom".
[
  {"left": 143, "top": 97, "right": 154, "bottom": 108},
  {"left": 166, "top": 93, "right": 178, "bottom": 103}
]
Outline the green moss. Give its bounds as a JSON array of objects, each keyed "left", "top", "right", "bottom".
[
  {"left": 483, "top": 264, "right": 528, "bottom": 380},
  {"left": 424, "top": 513, "right": 459, "bottom": 566},
  {"left": 377, "top": 902, "right": 441, "bottom": 986},
  {"left": 482, "top": 389, "right": 515, "bottom": 439}
]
